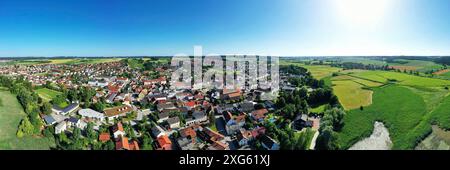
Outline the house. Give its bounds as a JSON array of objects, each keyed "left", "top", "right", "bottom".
[
  {"left": 167, "top": 117, "right": 181, "bottom": 129},
  {"left": 151, "top": 125, "right": 166, "bottom": 138},
  {"left": 185, "top": 111, "right": 208, "bottom": 126},
  {"left": 55, "top": 121, "right": 67, "bottom": 134},
  {"left": 52, "top": 103, "right": 79, "bottom": 115},
  {"left": 78, "top": 108, "right": 105, "bottom": 121},
  {"left": 225, "top": 114, "right": 246, "bottom": 135},
  {"left": 106, "top": 92, "right": 118, "bottom": 103},
  {"left": 239, "top": 102, "right": 255, "bottom": 113},
  {"left": 157, "top": 135, "right": 172, "bottom": 150},
  {"left": 104, "top": 105, "right": 132, "bottom": 120},
  {"left": 237, "top": 129, "right": 253, "bottom": 146},
  {"left": 129, "top": 140, "right": 140, "bottom": 150},
  {"left": 260, "top": 135, "right": 280, "bottom": 150},
  {"left": 112, "top": 122, "right": 126, "bottom": 139},
  {"left": 116, "top": 136, "right": 130, "bottom": 150},
  {"left": 157, "top": 103, "right": 176, "bottom": 111},
  {"left": 99, "top": 133, "right": 111, "bottom": 143},
  {"left": 208, "top": 140, "right": 230, "bottom": 150},
  {"left": 184, "top": 101, "right": 196, "bottom": 110},
  {"left": 251, "top": 126, "right": 266, "bottom": 138},
  {"left": 43, "top": 115, "right": 56, "bottom": 125},
  {"left": 157, "top": 112, "right": 170, "bottom": 123},
  {"left": 250, "top": 109, "right": 268, "bottom": 122},
  {"left": 67, "top": 117, "right": 81, "bottom": 128}
]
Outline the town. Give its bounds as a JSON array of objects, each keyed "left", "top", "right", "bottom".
[{"left": 0, "top": 57, "right": 344, "bottom": 150}]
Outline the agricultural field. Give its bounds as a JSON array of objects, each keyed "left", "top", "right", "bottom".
[
  {"left": 0, "top": 90, "right": 55, "bottom": 150},
  {"left": 6, "top": 58, "right": 123, "bottom": 65},
  {"left": 337, "top": 85, "right": 430, "bottom": 149},
  {"left": 36, "top": 88, "right": 62, "bottom": 102},
  {"left": 388, "top": 59, "right": 444, "bottom": 72},
  {"left": 335, "top": 69, "right": 450, "bottom": 149},
  {"left": 331, "top": 80, "right": 373, "bottom": 110},
  {"left": 280, "top": 60, "right": 342, "bottom": 79},
  {"left": 348, "top": 70, "right": 450, "bottom": 87}
]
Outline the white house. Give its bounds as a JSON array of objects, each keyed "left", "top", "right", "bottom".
[{"left": 55, "top": 121, "right": 67, "bottom": 134}]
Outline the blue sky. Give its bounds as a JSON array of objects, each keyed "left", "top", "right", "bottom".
[{"left": 0, "top": 0, "right": 449, "bottom": 56}]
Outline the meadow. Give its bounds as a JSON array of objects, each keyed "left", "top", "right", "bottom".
[
  {"left": 280, "top": 61, "right": 342, "bottom": 79},
  {"left": 337, "top": 85, "right": 430, "bottom": 149},
  {"left": 0, "top": 90, "right": 55, "bottom": 149}
]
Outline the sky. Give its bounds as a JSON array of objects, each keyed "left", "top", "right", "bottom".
[{"left": 0, "top": 0, "right": 449, "bottom": 57}]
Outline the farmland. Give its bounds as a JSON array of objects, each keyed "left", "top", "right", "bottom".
[
  {"left": 337, "top": 85, "right": 429, "bottom": 149},
  {"left": 0, "top": 90, "right": 55, "bottom": 150},
  {"left": 280, "top": 61, "right": 342, "bottom": 79}
]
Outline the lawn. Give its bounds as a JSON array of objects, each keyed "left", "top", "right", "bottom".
[
  {"left": 337, "top": 85, "right": 429, "bottom": 149},
  {"left": 36, "top": 88, "right": 62, "bottom": 102},
  {"left": 0, "top": 90, "right": 55, "bottom": 150},
  {"left": 310, "top": 104, "right": 326, "bottom": 114}
]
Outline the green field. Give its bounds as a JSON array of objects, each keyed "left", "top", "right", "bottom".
[
  {"left": 0, "top": 90, "right": 55, "bottom": 150},
  {"left": 280, "top": 61, "right": 342, "bottom": 79},
  {"left": 36, "top": 88, "right": 62, "bottom": 102},
  {"left": 332, "top": 80, "right": 373, "bottom": 110},
  {"left": 337, "top": 85, "right": 430, "bottom": 149},
  {"left": 348, "top": 70, "right": 450, "bottom": 87}
]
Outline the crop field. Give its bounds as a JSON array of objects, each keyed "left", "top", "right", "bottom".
[
  {"left": 36, "top": 88, "right": 62, "bottom": 102},
  {"left": 337, "top": 85, "right": 430, "bottom": 149},
  {"left": 0, "top": 90, "right": 55, "bottom": 150},
  {"left": 332, "top": 80, "right": 373, "bottom": 110},
  {"left": 348, "top": 70, "right": 450, "bottom": 87},
  {"left": 280, "top": 61, "right": 342, "bottom": 79}
]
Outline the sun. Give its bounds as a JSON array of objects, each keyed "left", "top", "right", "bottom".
[{"left": 333, "top": 0, "right": 392, "bottom": 27}]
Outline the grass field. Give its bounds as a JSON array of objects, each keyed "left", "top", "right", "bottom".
[
  {"left": 36, "top": 88, "right": 62, "bottom": 102},
  {"left": 280, "top": 60, "right": 342, "bottom": 79},
  {"left": 348, "top": 70, "right": 450, "bottom": 87},
  {"left": 337, "top": 85, "right": 429, "bottom": 149},
  {"left": 332, "top": 80, "right": 373, "bottom": 110},
  {"left": 0, "top": 90, "right": 55, "bottom": 150}
]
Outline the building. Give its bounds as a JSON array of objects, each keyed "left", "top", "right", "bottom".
[
  {"left": 185, "top": 111, "right": 208, "bottom": 126},
  {"left": 151, "top": 125, "right": 166, "bottom": 138},
  {"left": 55, "top": 121, "right": 67, "bottom": 134},
  {"left": 260, "top": 135, "right": 280, "bottom": 150},
  {"left": 167, "top": 117, "right": 181, "bottom": 129},
  {"left": 99, "top": 133, "right": 111, "bottom": 143},
  {"left": 43, "top": 115, "right": 56, "bottom": 125},
  {"left": 116, "top": 136, "right": 130, "bottom": 150},
  {"left": 112, "top": 122, "right": 126, "bottom": 139},
  {"left": 78, "top": 108, "right": 105, "bottom": 121},
  {"left": 157, "top": 135, "right": 172, "bottom": 150},
  {"left": 104, "top": 105, "right": 132, "bottom": 120},
  {"left": 52, "top": 103, "right": 79, "bottom": 115},
  {"left": 250, "top": 109, "right": 268, "bottom": 122}
]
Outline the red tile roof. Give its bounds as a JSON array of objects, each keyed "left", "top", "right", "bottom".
[
  {"left": 99, "top": 133, "right": 111, "bottom": 143},
  {"left": 157, "top": 135, "right": 172, "bottom": 150},
  {"left": 116, "top": 136, "right": 130, "bottom": 150}
]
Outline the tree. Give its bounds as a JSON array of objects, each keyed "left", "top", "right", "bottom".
[
  {"left": 316, "top": 125, "right": 338, "bottom": 150},
  {"left": 92, "top": 102, "right": 105, "bottom": 112},
  {"left": 86, "top": 122, "right": 97, "bottom": 142},
  {"left": 105, "top": 140, "right": 115, "bottom": 150},
  {"left": 72, "top": 128, "right": 82, "bottom": 141},
  {"left": 141, "top": 133, "right": 154, "bottom": 150},
  {"left": 43, "top": 126, "right": 54, "bottom": 138},
  {"left": 41, "top": 102, "right": 53, "bottom": 115},
  {"left": 16, "top": 117, "right": 34, "bottom": 138}
]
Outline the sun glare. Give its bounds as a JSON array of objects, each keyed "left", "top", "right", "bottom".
[{"left": 333, "top": 0, "right": 392, "bottom": 28}]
